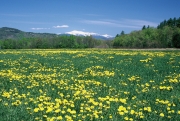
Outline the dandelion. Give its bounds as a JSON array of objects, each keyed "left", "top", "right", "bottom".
[
  {"left": 61, "top": 110, "right": 65, "bottom": 114},
  {"left": 57, "top": 116, "right": 63, "bottom": 120},
  {"left": 160, "top": 113, "right": 164, "bottom": 117},
  {"left": 124, "top": 117, "right": 129, "bottom": 120},
  {"left": 129, "top": 118, "right": 133, "bottom": 121},
  {"left": 168, "top": 116, "right": 171, "bottom": 118},
  {"left": 34, "top": 108, "right": 39, "bottom": 113},
  {"left": 167, "top": 107, "right": 170, "bottom": 111},
  {"left": 178, "top": 111, "right": 180, "bottom": 114},
  {"left": 130, "top": 110, "right": 135, "bottom": 114},
  {"left": 55, "top": 109, "right": 61, "bottom": 113},
  {"left": 119, "top": 112, "right": 125, "bottom": 115},
  {"left": 4, "top": 103, "right": 8, "bottom": 106},
  {"left": 109, "top": 115, "right": 112, "bottom": 119},
  {"left": 46, "top": 107, "right": 53, "bottom": 113}
]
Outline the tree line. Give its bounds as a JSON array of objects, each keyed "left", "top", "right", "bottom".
[
  {"left": 157, "top": 17, "right": 180, "bottom": 29},
  {"left": 113, "top": 17, "right": 180, "bottom": 48},
  {"left": 0, "top": 35, "right": 112, "bottom": 49}
]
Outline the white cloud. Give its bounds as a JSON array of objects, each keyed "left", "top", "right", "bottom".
[
  {"left": 81, "top": 19, "right": 158, "bottom": 29},
  {"left": 123, "top": 19, "right": 158, "bottom": 27},
  {"left": 7, "top": 20, "right": 53, "bottom": 25},
  {"left": 53, "top": 25, "right": 69, "bottom": 28},
  {"left": 31, "top": 28, "right": 50, "bottom": 30},
  {"left": 82, "top": 20, "right": 115, "bottom": 26}
]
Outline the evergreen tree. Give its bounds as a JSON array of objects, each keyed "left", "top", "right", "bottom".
[
  {"left": 115, "top": 34, "right": 119, "bottom": 37},
  {"left": 163, "top": 20, "right": 167, "bottom": 26},
  {"left": 120, "top": 31, "right": 125, "bottom": 35},
  {"left": 173, "top": 17, "right": 177, "bottom": 26},
  {"left": 167, "top": 18, "right": 173, "bottom": 27},
  {"left": 142, "top": 25, "right": 146, "bottom": 30},
  {"left": 177, "top": 17, "right": 180, "bottom": 28}
]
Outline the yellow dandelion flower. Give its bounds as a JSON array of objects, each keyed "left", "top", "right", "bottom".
[
  {"left": 55, "top": 109, "right": 61, "bottom": 113},
  {"left": 119, "top": 112, "right": 124, "bottom": 115},
  {"left": 168, "top": 116, "right": 171, "bottom": 118},
  {"left": 124, "top": 117, "right": 129, "bottom": 120},
  {"left": 46, "top": 107, "right": 53, "bottom": 113},
  {"left": 57, "top": 116, "right": 63, "bottom": 120},
  {"left": 34, "top": 108, "right": 39, "bottom": 113},
  {"left": 178, "top": 111, "right": 180, "bottom": 114},
  {"left": 129, "top": 118, "right": 133, "bottom": 121},
  {"left": 160, "top": 113, "right": 164, "bottom": 117},
  {"left": 130, "top": 110, "right": 135, "bottom": 114},
  {"left": 61, "top": 110, "right": 65, "bottom": 114}
]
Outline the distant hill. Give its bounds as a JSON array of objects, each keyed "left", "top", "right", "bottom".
[
  {"left": 0, "top": 27, "right": 114, "bottom": 40},
  {"left": 0, "top": 27, "right": 57, "bottom": 40}
]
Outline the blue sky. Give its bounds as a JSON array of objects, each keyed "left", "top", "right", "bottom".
[{"left": 1, "top": 0, "right": 180, "bottom": 37}]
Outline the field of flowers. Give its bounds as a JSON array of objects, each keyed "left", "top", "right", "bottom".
[{"left": 0, "top": 49, "right": 180, "bottom": 121}]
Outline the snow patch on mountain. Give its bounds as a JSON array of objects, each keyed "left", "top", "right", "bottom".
[
  {"left": 65, "top": 30, "right": 98, "bottom": 36},
  {"left": 101, "top": 34, "right": 113, "bottom": 38},
  {"left": 65, "top": 30, "right": 113, "bottom": 38}
]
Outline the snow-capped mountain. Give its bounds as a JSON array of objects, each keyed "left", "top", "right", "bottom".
[{"left": 62, "top": 30, "right": 114, "bottom": 40}]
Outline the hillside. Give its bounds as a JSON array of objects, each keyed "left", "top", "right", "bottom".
[{"left": 0, "top": 27, "right": 57, "bottom": 40}]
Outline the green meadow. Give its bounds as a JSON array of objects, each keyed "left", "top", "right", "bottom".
[{"left": 0, "top": 49, "right": 180, "bottom": 121}]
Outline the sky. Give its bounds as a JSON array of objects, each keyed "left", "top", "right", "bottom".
[{"left": 1, "top": 0, "right": 180, "bottom": 37}]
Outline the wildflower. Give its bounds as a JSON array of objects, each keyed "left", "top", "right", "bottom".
[
  {"left": 46, "top": 107, "right": 53, "bottom": 113},
  {"left": 94, "top": 114, "right": 99, "bottom": 118},
  {"left": 168, "top": 116, "right": 171, "bottom": 118},
  {"left": 129, "top": 118, "right": 133, "bottom": 121},
  {"left": 4, "top": 103, "right": 8, "bottom": 106},
  {"left": 167, "top": 107, "right": 170, "bottom": 111},
  {"left": 61, "top": 110, "right": 65, "bottom": 114},
  {"left": 160, "top": 113, "right": 164, "bottom": 117},
  {"left": 130, "top": 110, "right": 135, "bottom": 114},
  {"left": 144, "top": 107, "right": 151, "bottom": 112},
  {"left": 57, "top": 116, "right": 63, "bottom": 120},
  {"left": 119, "top": 112, "right": 124, "bottom": 115},
  {"left": 34, "top": 108, "right": 39, "bottom": 112},
  {"left": 55, "top": 109, "right": 61, "bottom": 113},
  {"left": 124, "top": 117, "right": 129, "bottom": 120},
  {"left": 178, "top": 111, "right": 180, "bottom": 114},
  {"left": 70, "top": 110, "right": 76, "bottom": 114},
  {"left": 119, "top": 98, "right": 126, "bottom": 104}
]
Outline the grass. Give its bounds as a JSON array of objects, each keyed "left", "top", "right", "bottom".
[{"left": 0, "top": 49, "right": 180, "bottom": 121}]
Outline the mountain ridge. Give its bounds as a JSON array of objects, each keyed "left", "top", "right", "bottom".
[{"left": 0, "top": 27, "right": 114, "bottom": 40}]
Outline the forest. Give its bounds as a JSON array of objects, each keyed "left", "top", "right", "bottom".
[
  {"left": 113, "top": 17, "right": 180, "bottom": 48},
  {"left": 0, "top": 17, "right": 180, "bottom": 49}
]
